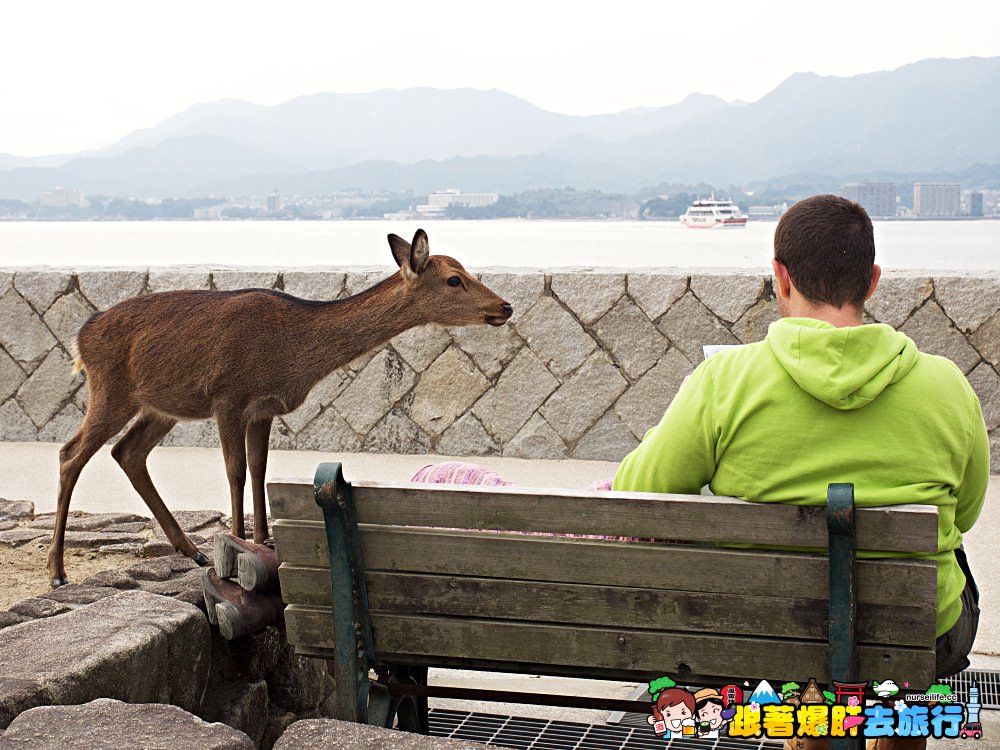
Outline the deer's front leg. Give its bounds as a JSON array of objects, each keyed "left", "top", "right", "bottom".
[
  {"left": 216, "top": 410, "right": 249, "bottom": 540},
  {"left": 246, "top": 417, "right": 273, "bottom": 544}
]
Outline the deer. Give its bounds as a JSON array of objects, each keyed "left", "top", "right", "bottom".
[{"left": 48, "top": 229, "right": 512, "bottom": 587}]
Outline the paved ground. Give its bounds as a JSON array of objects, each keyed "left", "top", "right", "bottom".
[{"left": 3, "top": 441, "right": 999, "bottom": 736}]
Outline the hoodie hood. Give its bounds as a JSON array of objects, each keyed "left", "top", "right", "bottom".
[{"left": 766, "top": 318, "right": 918, "bottom": 410}]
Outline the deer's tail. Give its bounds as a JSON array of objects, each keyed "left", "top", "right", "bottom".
[{"left": 72, "top": 355, "right": 85, "bottom": 377}]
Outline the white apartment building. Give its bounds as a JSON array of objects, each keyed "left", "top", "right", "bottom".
[
  {"left": 913, "top": 183, "right": 961, "bottom": 217},
  {"left": 416, "top": 189, "right": 499, "bottom": 217},
  {"left": 39, "top": 187, "right": 87, "bottom": 208}
]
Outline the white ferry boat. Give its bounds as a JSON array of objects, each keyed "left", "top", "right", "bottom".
[{"left": 680, "top": 198, "right": 748, "bottom": 228}]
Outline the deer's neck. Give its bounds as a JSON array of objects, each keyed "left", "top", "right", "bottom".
[{"left": 298, "top": 274, "right": 415, "bottom": 378}]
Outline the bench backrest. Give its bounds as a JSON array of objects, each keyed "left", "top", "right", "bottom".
[{"left": 269, "top": 478, "right": 939, "bottom": 687}]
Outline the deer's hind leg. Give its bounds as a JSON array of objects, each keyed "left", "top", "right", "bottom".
[
  {"left": 49, "top": 390, "right": 137, "bottom": 587},
  {"left": 246, "top": 417, "right": 273, "bottom": 544},
  {"left": 111, "top": 411, "right": 208, "bottom": 565}
]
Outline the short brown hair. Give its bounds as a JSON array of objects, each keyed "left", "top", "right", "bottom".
[{"left": 774, "top": 194, "right": 875, "bottom": 307}]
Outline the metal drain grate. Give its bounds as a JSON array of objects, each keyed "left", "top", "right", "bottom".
[
  {"left": 942, "top": 669, "right": 1000, "bottom": 708},
  {"left": 429, "top": 708, "right": 783, "bottom": 749}
]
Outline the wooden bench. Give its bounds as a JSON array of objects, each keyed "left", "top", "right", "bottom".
[{"left": 268, "top": 462, "right": 939, "bottom": 743}]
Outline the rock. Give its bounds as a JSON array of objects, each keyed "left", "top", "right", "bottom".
[
  {"left": 280, "top": 370, "right": 349, "bottom": 433},
  {"left": 934, "top": 275, "right": 1000, "bottom": 333},
  {"left": 147, "top": 269, "right": 212, "bottom": 293},
  {"left": 363, "top": 410, "right": 431, "bottom": 455},
  {"left": 140, "top": 540, "right": 177, "bottom": 558},
  {"left": 0, "top": 591, "right": 211, "bottom": 729},
  {"left": 572, "top": 410, "right": 640, "bottom": 461},
  {"left": 390, "top": 325, "right": 453, "bottom": 373},
  {"left": 200, "top": 680, "right": 269, "bottom": 748},
  {"left": 1, "top": 698, "right": 254, "bottom": 749},
  {"left": 63, "top": 531, "right": 148, "bottom": 549},
  {"left": 36, "top": 402, "right": 85, "bottom": 443},
  {"left": 448, "top": 322, "right": 523, "bottom": 378},
  {"left": 550, "top": 272, "right": 625, "bottom": 325},
  {"left": 38, "top": 584, "right": 120, "bottom": 606},
  {"left": 211, "top": 270, "right": 279, "bottom": 292},
  {"left": 614, "top": 349, "right": 693, "bottom": 439},
  {"left": 0, "top": 401, "right": 37, "bottom": 442},
  {"left": 472, "top": 348, "right": 558, "bottom": 443},
  {"left": 0, "top": 521, "right": 14, "bottom": 532},
  {"left": 76, "top": 270, "right": 147, "bottom": 311},
  {"left": 0, "top": 612, "right": 28, "bottom": 631},
  {"left": 98, "top": 542, "right": 143, "bottom": 555},
  {"left": 273, "top": 718, "right": 483, "bottom": 749},
  {"left": 266, "top": 643, "right": 336, "bottom": 715},
  {"left": 656, "top": 292, "right": 739, "bottom": 365},
  {"left": 435, "top": 414, "right": 499, "bottom": 457},
  {"left": 626, "top": 272, "right": 689, "bottom": 321},
  {"left": 539, "top": 352, "right": 628, "bottom": 442},
  {"left": 971, "top": 311, "right": 1000, "bottom": 370},
  {"left": 503, "top": 413, "right": 567, "bottom": 459},
  {"left": 101, "top": 521, "right": 149, "bottom": 533},
  {"left": 590, "top": 297, "right": 668, "bottom": 379},
  {"left": 263, "top": 710, "right": 299, "bottom": 750},
  {"left": 161, "top": 418, "right": 220, "bottom": 448},
  {"left": 864, "top": 275, "right": 933, "bottom": 328},
  {"left": 81, "top": 568, "right": 140, "bottom": 590},
  {"left": 899, "top": 300, "right": 982, "bottom": 374},
  {"left": 7, "top": 597, "right": 72, "bottom": 619},
  {"left": 157, "top": 509, "right": 224, "bottom": 533},
  {"left": 732, "top": 297, "right": 780, "bottom": 344},
  {"left": 333, "top": 349, "right": 416, "bottom": 433},
  {"left": 43, "top": 291, "right": 95, "bottom": 355},
  {"left": 0, "top": 528, "right": 48, "bottom": 547},
  {"left": 477, "top": 271, "right": 544, "bottom": 318},
  {"left": 30, "top": 512, "right": 148, "bottom": 531},
  {"left": 407, "top": 347, "right": 490, "bottom": 436},
  {"left": 967, "top": 362, "right": 1000, "bottom": 431},
  {"left": 0, "top": 348, "right": 26, "bottom": 403},
  {"left": 0, "top": 288, "right": 58, "bottom": 368},
  {"left": 0, "top": 499, "right": 33, "bottom": 522},
  {"left": 690, "top": 273, "right": 765, "bottom": 323},
  {"left": 281, "top": 271, "right": 345, "bottom": 301},
  {"left": 294, "top": 407, "right": 361, "bottom": 452},
  {"left": 140, "top": 568, "right": 205, "bottom": 605},
  {"left": 13, "top": 271, "right": 72, "bottom": 315},
  {"left": 126, "top": 555, "right": 198, "bottom": 582},
  {"left": 514, "top": 295, "right": 595, "bottom": 377}
]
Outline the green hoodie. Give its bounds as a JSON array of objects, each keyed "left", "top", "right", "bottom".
[{"left": 614, "top": 317, "right": 989, "bottom": 636}]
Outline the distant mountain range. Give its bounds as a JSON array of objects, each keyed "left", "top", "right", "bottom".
[{"left": 1, "top": 57, "right": 998, "bottom": 199}]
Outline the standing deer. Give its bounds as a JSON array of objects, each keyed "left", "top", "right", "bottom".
[{"left": 49, "top": 229, "right": 512, "bottom": 586}]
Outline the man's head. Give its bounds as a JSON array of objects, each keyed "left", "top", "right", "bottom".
[{"left": 772, "top": 194, "right": 880, "bottom": 324}]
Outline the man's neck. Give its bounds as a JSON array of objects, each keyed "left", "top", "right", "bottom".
[{"left": 786, "top": 300, "right": 865, "bottom": 328}]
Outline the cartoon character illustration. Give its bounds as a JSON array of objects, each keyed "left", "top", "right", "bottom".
[
  {"left": 872, "top": 679, "right": 899, "bottom": 698},
  {"left": 693, "top": 688, "right": 736, "bottom": 738},
  {"left": 647, "top": 677, "right": 697, "bottom": 739},
  {"left": 721, "top": 684, "right": 744, "bottom": 706}
]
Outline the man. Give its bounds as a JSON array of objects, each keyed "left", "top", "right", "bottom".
[{"left": 614, "top": 194, "right": 988, "bottom": 749}]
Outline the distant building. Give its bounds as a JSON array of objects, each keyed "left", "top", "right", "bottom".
[
  {"left": 914, "top": 183, "right": 960, "bottom": 217},
  {"left": 969, "top": 191, "right": 984, "bottom": 217},
  {"left": 841, "top": 182, "right": 895, "bottom": 218},
  {"left": 748, "top": 203, "right": 788, "bottom": 219},
  {"left": 266, "top": 191, "right": 282, "bottom": 212},
  {"left": 39, "top": 187, "right": 87, "bottom": 209},
  {"left": 416, "top": 189, "right": 499, "bottom": 217},
  {"left": 193, "top": 206, "right": 223, "bottom": 220}
]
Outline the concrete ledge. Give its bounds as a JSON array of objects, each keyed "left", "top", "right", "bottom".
[
  {"left": 0, "top": 590, "right": 210, "bottom": 728},
  {"left": 273, "top": 718, "right": 483, "bottom": 749}
]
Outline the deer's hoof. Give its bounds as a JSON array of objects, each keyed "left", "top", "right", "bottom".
[
  {"left": 193, "top": 551, "right": 211, "bottom": 567},
  {"left": 50, "top": 576, "right": 69, "bottom": 588}
]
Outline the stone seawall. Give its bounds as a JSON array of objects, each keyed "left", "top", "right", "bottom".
[{"left": 1, "top": 267, "right": 997, "bottom": 470}]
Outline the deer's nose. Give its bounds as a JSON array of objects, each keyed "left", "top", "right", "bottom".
[{"left": 501, "top": 303, "right": 513, "bottom": 316}]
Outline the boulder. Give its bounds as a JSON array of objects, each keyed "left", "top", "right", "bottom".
[
  {"left": 273, "top": 718, "right": 483, "bottom": 749},
  {"left": 0, "top": 590, "right": 210, "bottom": 728},
  {"left": 0, "top": 698, "right": 253, "bottom": 749}
]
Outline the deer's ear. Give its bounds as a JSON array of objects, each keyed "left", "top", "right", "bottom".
[
  {"left": 388, "top": 234, "right": 411, "bottom": 271},
  {"left": 410, "top": 229, "right": 430, "bottom": 274}
]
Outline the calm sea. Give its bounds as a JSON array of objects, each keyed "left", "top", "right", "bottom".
[{"left": 0, "top": 219, "right": 998, "bottom": 272}]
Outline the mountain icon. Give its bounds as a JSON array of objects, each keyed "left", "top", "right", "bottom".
[{"left": 748, "top": 679, "right": 782, "bottom": 705}]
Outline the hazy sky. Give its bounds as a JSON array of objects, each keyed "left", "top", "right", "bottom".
[{"left": 3, "top": 0, "right": 999, "bottom": 157}]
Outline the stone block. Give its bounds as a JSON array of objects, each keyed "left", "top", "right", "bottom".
[
  {"left": 550, "top": 272, "right": 625, "bottom": 324},
  {"left": 81, "top": 568, "right": 141, "bottom": 590},
  {"left": 0, "top": 612, "right": 28, "bottom": 631},
  {"left": 0, "top": 698, "right": 254, "bottom": 749},
  {"left": 37, "top": 403, "right": 84, "bottom": 443},
  {"left": 627, "top": 272, "right": 688, "bottom": 321},
  {"left": 141, "top": 540, "right": 178, "bottom": 558},
  {"left": 0, "top": 528, "right": 48, "bottom": 547},
  {"left": 13, "top": 271, "right": 72, "bottom": 314},
  {"left": 472, "top": 348, "right": 558, "bottom": 443},
  {"left": 899, "top": 301, "right": 981, "bottom": 374},
  {"left": 0, "top": 591, "right": 210, "bottom": 729},
  {"left": 125, "top": 555, "right": 198, "bottom": 582},
  {"left": 363, "top": 410, "right": 431, "bottom": 454},
  {"left": 38, "top": 584, "right": 121, "bottom": 606},
  {"left": 591, "top": 297, "right": 668, "bottom": 379},
  {"left": 77, "top": 270, "right": 146, "bottom": 310},
  {"left": 211, "top": 270, "right": 278, "bottom": 291},
  {"left": 448, "top": 322, "right": 523, "bottom": 378},
  {"left": 967, "top": 363, "right": 1000, "bottom": 431},
  {"left": 657, "top": 292, "right": 739, "bottom": 365},
  {"left": 43, "top": 291, "right": 95, "bottom": 356},
  {"left": 614, "top": 349, "right": 692, "bottom": 439},
  {"left": 435, "top": 413, "right": 500, "bottom": 457},
  {"left": 273, "top": 718, "right": 484, "bottom": 749},
  {"left": 540, "top": 352, "right": 627, "bottom": 442},
  {"left": 691, "top": 273, "right": 765, "bottom": 323},
  {"left": 934, "top": 276, "right": 1000, "bottom": 333},
  {"left": 30, "top": 512, "right": 148, "bottom": 531},
  {"left": 408, "top": 347, "right": 490, "bottom": 436},
  {"left": 343, "top": 269, "right": 392, "bottom": 297},
  {"left": 732, "top": 297, "right": 780, "bottom": 343},
  {"left": 265, "top": 641, "right": 337, "bottom": 715},
  {"left": 0, "top": 270, "right": 12, "bottom": 296},
  {"left": 8, "top": 597, "right": 72, "bottom": 619},
  {"left": 992, "top": 433, "right": 1000, "bottom": 475},
  {"left": 295, "top": 407, "right": 361, "bottom": 452},
  {"left": 154, "top": 509, "right": 223, "bottom": 533},
  {"left": 333, "top": 349, "right": 415, "bottom": 434},
  {"left": 200, "top": 679, "right": 269, "bottom": 748},
  {"left": 0, "top": 348, "right": 26, "bottom": 403},
  {"left": 0, "top": 520, "right": 14, "bottom": 531},
  {"left": 0, "top": 401, "right": 37, "bottom": 441},
  {"left": 161, "top": 418, "right": 220, "bottom": 448},
  {"left": 864, "top": 275, "right": 933, "bottom": 328},
  {"left": 281, "top": 270, "right": 345, "bottom": 301},
  {"left": 515, "top": 295, "right": 595, "bottom": 377},
  {"left": 572, "top": 410, "right": 639, "bottom": 461},
  {"left": 101, "top": 521, "right": 149, "bottom": 534},
  {"left": 503, "top": 413, "right": 567, "bottom": 459},
  {"left": 477, "top": 271, "right": 544, "bottom": 318},
  {"left": 63, "top": 531, "right": 149, "bottom": 549},
  {"left": 390, "top": 325, "right": 453, "bottom": 372},
  {"left": 971, "top": 311, "right": 1000, "bottom": 370},
  {"left": 0, "top": 288, "right": 58, "bottom": 368},
  {"left": 280, "top": 370, "right": 350, "bottom": 434},
  {"left": 16, "top": 346, "right": 78, "bottom": 428},
  {"left": 147, "top": 269, "right": 212, "bottom": 293}
]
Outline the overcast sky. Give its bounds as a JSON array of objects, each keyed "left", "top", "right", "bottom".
[{"left": 2, "top": 0, "right": 999, "bottom": 157}]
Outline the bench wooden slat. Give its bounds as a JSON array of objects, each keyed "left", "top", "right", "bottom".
[
  {"left": 273, "top": 521, "right": 938, "bottom": 607},
  {"left": 284, "top": 606, "right": 936, "bottom": 687},
  {"left": 277, "top": 565, "right": 935, "bottom": 646},
  {"left": 268, "top": 480, "right": 940, "bottom": 553}
]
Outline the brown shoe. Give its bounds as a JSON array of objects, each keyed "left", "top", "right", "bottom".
[
  {"left": 213, "top": 533, "right": 279, "bottom": 592},
  {"left": 201, "top": 568, "right": 285, "bottom": 639}
]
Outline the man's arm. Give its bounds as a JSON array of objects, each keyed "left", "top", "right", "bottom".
[
  {"left": 954, "top": 407, "right": 990, "bottom": 533},
  {"left": 613, "top": 363, "right": 717, "bottom": 494}
]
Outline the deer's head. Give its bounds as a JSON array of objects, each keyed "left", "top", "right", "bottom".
[{"left": 388, "top": 229, "right": 512, "bottom": 327}]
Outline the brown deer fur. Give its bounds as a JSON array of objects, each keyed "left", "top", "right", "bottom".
[{"left": 48, "top": 229, "right": 511, "bottom": 586}]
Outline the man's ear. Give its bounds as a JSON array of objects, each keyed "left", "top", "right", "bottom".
[
  {"left": 865, "top": 263, "right": 881, "bottom": 301},
  {"left": 772, "top": 258, "right": 792, "bottom": 300}
]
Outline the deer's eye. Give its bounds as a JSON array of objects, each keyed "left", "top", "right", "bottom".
[{"left": 447, "top": 276, "right": 461, "bottom": 287}]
